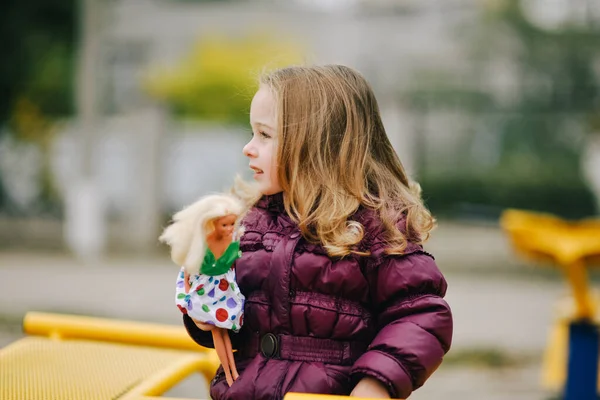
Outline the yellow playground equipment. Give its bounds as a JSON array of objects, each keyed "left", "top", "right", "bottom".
[
  {"left": 501, "top": 209, "right": 600, "bottom": 400},
  {"left": 0, "top": 312, "right": 386, "bottom": 399},
  {"left": 0, "top": 312, "right": 219, "bottom": 400}
]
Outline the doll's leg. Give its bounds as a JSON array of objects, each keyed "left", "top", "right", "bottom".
[
  {"left": 212, "top": 329, "right": 234, "bottom": 387},
  {"left": 222, "top": 331, "right": 239, "bottom": 380}
]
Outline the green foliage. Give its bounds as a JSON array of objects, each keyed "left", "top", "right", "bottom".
[
  {"left": 0, "top": 0, "right": 75, "bottom": 129},
  {"left": 492, "top": 0, "right": 600, "bottom": 120},
  {"left": 144, "top": 33, "right": 305, "bottom": 125},
  {"left": 408, "top": 0, "right": 600, "bottom": 218},
  {"left": 421, "top": 173, "right": 597, "bottom": 220},
  {"left": 0, "top": 0, "right": 75, "bottom": 211}
]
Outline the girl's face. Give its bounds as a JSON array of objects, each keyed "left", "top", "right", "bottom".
[
  {"left": 212, "top": 214, "right": 237, "bottom": 239},
  {"left": 243, "top": 86, "right": 283, "bottom": 196}
]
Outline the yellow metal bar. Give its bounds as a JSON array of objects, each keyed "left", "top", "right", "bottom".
[
  {"left": 500, "top": 209, "right": 600, "bottom": 321},
  {"left": 563, "top": 260, "right": 596, "bottom": 320},
  {"left": 124, "top": 397, "right": 201, "bottom": 400},
  {"left": 500, "top": 208, "right": 600, "bottom": 392},
  {"left": 542, "top": 294, "right": 600, "bottom": 391},
  {"left": 120, "top": 355, "right": 214, "bottom": 399},
  {"left": 284, "top": 394, "right": 403, "bottom": 400},
  {"left": 134, "top": 395, "right": 389, "bottom": 400},
  {"left": 0, "top": 335, "right": 212, "bottom": 400},
  {"left": 23, "top": 312, "right": 202, "bottom": 351},
  {"left": 196, "top": 350, "right": 222, "bottom": 384},
  {"left": 6, "top": 313, "right": 220, "bottom": 400}
]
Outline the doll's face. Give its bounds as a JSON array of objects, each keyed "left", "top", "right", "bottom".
[
  {"left": 212, "top": 214, "right": 237, "bottom": 239},
  {"left": 244, "top": 86, "right": 283, "bottom": 196}
]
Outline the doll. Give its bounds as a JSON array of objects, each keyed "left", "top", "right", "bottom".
[{"left": 159, "top": 193, "right": 246, "bottom": 387}]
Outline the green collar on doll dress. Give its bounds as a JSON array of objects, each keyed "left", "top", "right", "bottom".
[{"left": 200, "top": 241, "right": 242, "bottom": 276}]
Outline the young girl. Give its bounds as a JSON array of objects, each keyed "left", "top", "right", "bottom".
[{"left": 183, "top": 65, "right": 453, "bottom": 399}]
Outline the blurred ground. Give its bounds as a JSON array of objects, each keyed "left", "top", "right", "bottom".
[{"left": 0, "top": 220, "right": 577, "bottom": 399}]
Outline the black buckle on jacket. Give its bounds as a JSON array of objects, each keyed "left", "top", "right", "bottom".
[{"left": 260, "top": 333, "right": 279, "bottom": 358}]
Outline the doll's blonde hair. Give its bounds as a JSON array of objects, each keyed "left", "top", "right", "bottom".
[
  {"left": 159, "top": 194, "right": 246, "bottom": 275},
  {"left": 260, "top": 64, "right": 435, "bottom": 256}
]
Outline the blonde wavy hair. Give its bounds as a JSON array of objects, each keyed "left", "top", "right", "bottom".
[
  {"left": 159, "top": 194, "right": 246, "bottom": 275},
  {"left": 260, "top": 65, "right": 435, "bottom": 257}
]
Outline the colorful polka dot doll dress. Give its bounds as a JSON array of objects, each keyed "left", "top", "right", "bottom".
[{"left": 175, "top": 239, "right": 245, "bottom": 332}]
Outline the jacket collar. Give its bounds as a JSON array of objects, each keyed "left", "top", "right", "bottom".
[{"left": 255, "top": 192, "right": 285, "bottom": 213}]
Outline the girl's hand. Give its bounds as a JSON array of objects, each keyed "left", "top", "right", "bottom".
[
  {"left": 350, "top": 376, "right": 391, "bottom": 398},
  {"left": 192, "top": 318, "right": 215, "bottom": 331}
]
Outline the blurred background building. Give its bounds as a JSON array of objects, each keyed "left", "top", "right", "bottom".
[
  {"left": 1, "top": 0, "right": 600, "bottom": 398},
  {"left": 2, "top": 0, "right": 599, "bottom": 253}
]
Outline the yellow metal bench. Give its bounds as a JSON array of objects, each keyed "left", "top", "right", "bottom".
[
  {"left": 500, "top": 209, "right": 600, "bottom": 395},
  {"left": 0, "top": 312, "right": 387, "bottom": 399},
  {"left": 0, "top": 312, "right": 220, "bottom": 400}
]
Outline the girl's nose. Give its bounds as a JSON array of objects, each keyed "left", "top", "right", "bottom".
[{"left": 243, "top": 141, "right": 257, "bottom": 158}]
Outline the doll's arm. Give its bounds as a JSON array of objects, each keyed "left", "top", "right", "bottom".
[
  {"left": 183, "top": 314, "right": 242, "bottom": 349},
  {"left": 184, "top": 271, "right": 191, "bottom": 293},
  {"left": 350, "top": 252, "right": 453, "bottom": 399}
]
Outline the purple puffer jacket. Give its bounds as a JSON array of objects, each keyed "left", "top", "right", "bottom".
[{"left": 183, "top": 193, "right": 453, "bottom": 399}]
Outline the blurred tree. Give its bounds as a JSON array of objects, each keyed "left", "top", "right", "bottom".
[
  {"left": 488, "top": 0, "right": 600, "bottom": 177},
  {"left": 407, "top": 0, "right": 600, "bottom": 218},
  {"left": 175, "top": 0, "right": 242, "bottom": 2},
  {"left": 10, "top": 98, "right": 63, "bottom": 211},
  {"left": 0, "top": 0, "right": 75, "bottom": 212},
  {"left": 0, "top": 0, "right": 75, "bottom": 129},
  {"left": 143, "top": 33, "right": 304, "bottom": 125}
]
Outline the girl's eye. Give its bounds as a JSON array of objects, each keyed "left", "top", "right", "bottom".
[{"left": 259, "top": 131, "right": 271, "bottom": 139}]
